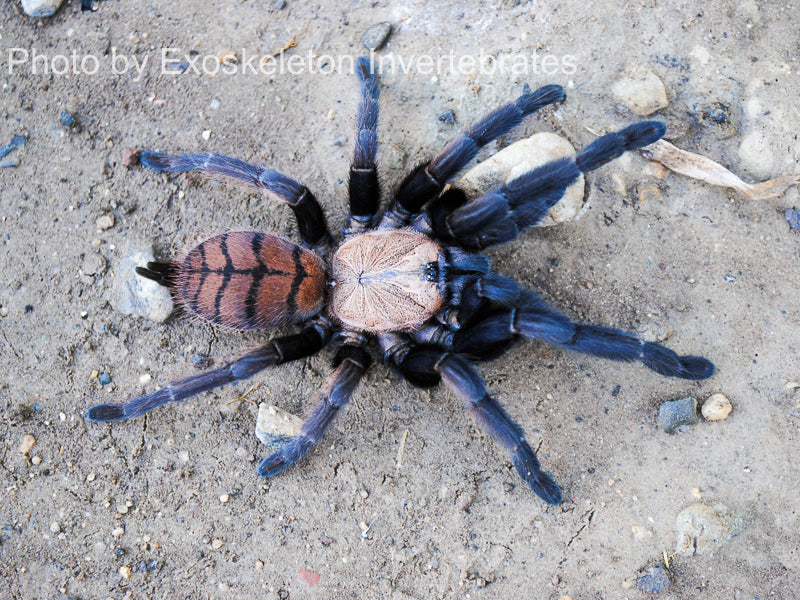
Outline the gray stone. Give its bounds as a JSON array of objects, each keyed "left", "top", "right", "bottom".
[
  {"left": 255, "top": 403, "right": 302, "bottom": 446},
  {"left": 113, "top": 241, "right": 174, "bottom": 323},
  {"left": 675, "top": 502, "right": 743, "bottom": 556},
  {"left": 658, "top": 396, "right": 697, "bottom": 434},
  {"left": 362, "top": 22, "right": 392, "bottom": 51},
  {"left": 21, "top": 0, "right": 63, "bottom": 17}
]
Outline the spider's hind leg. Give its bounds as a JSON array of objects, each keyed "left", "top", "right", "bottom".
[
  {"left": 380, "top": 334, "right": 561, "bottom": 505},
  {"left": 258, "top": 334, "right": 371, "bottom": 478},
  {"left": 86, "top": 318, "right": 332, "bottom": 421}
]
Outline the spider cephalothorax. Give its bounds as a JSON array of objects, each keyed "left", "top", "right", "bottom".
[{"left": 87, "top": 58, "right": 714, "bottom": 505}]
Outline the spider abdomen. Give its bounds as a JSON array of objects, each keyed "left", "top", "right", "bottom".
[
  {"left": 331, "top": 229, "right": 444, "bottom": 333},
  {"left": 174, "top": 231, "right": 325, "bottom": 330}
]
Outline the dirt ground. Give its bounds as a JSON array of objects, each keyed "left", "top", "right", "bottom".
[{"left": 1, "top": 1, "right": 799, "bottom": 598}]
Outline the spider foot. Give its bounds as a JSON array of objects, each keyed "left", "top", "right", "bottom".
[
  {"left": 258, "top": 439, "right": 307, "bottom": 478},
  {"left": 512, "top": 442, "right": 562, "bottom": 505},
  {"left": 86, "top": 403, "right": 128, "bottom": 422}
]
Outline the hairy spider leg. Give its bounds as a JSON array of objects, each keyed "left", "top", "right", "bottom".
[
  {"left": 140, "top": 151, "right": 332, "bottom": 248},
  {"left": 86, "top": 319, "right": 331, "bottom": 422},
  {"left": 258, "top": 341, "right": 371, "bottom": 477},
  {"left": 451, "top": 286, "right": 715, "bottom": 380},
  {"left": 430, "top": 122, "right": 667, "bottom": 249},
  {"left": 380, "top": 84, "right": 566, "bottom": 228},
  {"left": 382, "top": 339, "right": 561, "bottom": 505},
  {"left": 348, "top": 57, "right": 381, "bottom": 231}
]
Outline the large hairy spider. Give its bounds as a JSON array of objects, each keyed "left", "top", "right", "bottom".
[{"left": 87, "top": 58, "right": 714, "bottom": 505}]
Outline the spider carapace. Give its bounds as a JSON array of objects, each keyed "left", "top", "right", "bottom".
[{"left": 87, "top": 58, "right": 714, "bottom": 505}]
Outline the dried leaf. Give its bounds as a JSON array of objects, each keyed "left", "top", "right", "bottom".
[{"left": 641, "top": 140, "right": 800, "bottom": 200}]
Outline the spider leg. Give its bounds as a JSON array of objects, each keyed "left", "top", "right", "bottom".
[
  {"left": 380, "top": 84, "right": 565, "bottom": 228},
  {"left": 380, "top": 334, "right": 560, "bottom": 505},
  {"left": 452, "top": 287, "right": 715, "bottom": 380},
  {"left": 348, "top": 57, "right": 381, "bottom": 232},
  {"left": 258, "top": 338, "right": 371, "bottom": 477},
  {"left": 86, "top": 319, "right": 331, "bottom": 422},
  {"left": 429, "top": 122, "right": 666, "bottom": 249},
  {"left": 140, "top": 152, "right": 332, "bottom": 248}
]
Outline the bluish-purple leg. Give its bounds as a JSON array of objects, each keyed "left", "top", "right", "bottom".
[
  {"left": 140, "top": 152, "right": 331, "bottom": 247},
  {"left": 431, "top": 122, "right": 666, "bottom": 249},
  {"left": 348, "top": 57, "right": 381, "bottom": 230},
  {"left": 452, "top": 288, "right": 715, "bottom": 380},
  {"left": 380, "top": 84, "right": 565, "bottom": 227},
  {"left": 86, "top": 320, "right": 331, "bottom": 422},
  {"left": 258, "top": 343, "right": 371, "bottom": 477}
]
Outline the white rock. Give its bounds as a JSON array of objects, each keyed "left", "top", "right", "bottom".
[
  {"left": 255, "top": 403, "right": 302, "bottom": 445},
  {"left": 675, "top": 502, "right": 743, "bottom": 556},
  {"left": 701, "top": 393, "right": 732, "bottom": 421},
  {"left": 738, "top": 131, "right": 775, "bottom": 179},
  {"left": 612, "top": 71, "right": 669, "bottom": 116},
  {"left": 21, "top": 0, "right": 63, "bottom": 17},
  {"left": 113, "top": 240, "right": 174, "bottom": 323},
  {"left": 457, "top": 132, "right": 585, "bottom": 226}
]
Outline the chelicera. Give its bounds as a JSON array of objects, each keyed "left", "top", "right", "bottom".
[{"left": 87, "top": 58, "right": 714, "bottom": 505}]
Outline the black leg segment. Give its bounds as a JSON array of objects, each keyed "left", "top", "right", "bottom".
[
  {"left": 140, "top": 151, "right": 332, "bottom": 247},
  {"left": 86, "top": 320, "right": 331, "bottom": 422}
]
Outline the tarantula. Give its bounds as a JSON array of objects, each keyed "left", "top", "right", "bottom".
[{"left": 87, "top": 58, "right": 714, "bottom": 505}]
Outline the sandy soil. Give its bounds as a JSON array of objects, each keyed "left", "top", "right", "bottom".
[{"left": 1, "top": 1, "right": 799, "bottom": 598}]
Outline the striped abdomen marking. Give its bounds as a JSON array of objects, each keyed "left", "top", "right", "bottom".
[{"left": 175, "top": 232, "right": 325, "bottom": 330}]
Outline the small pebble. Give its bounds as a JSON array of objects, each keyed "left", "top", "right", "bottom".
[
  {"left": 59, "top": 111, "right": 78, "bottom": 129},
  {"left": 701, "top": 393, "right": 732, "bottom": 421},
  {"left": 636, "top": 563, "right": 670, "bottom": 593},
  {"left": 360, "top": 489, "right": 369, "bottom": 499},
  {"left": 98, "top": 373, "right": 112, "bottom": 386},
  {"left": 112, "top": 527, "right": 125, "bottom": 537},
  {"left": 675, "top": 502, "right": 743, "bottom": 556},
  {"left": 658, "top": 396, "right": 697, "bottom": 434},
  {"left": 21, "top": 0, "right": 63, "bottom": 17},
  {"left": 31, "top": 455, "right": 42, "bottom": 466},
  {"left": 96, "top": 213, "right": 115, "bottom": 231},
  {"left": 201, "top": 130, "right": 212, "bottom": 140},
  {"left": 437, "top": 109, "right": 456, "bottom": 124},
  {"left": 87, "top": 473, "right": 96, "bottom": 482},
  {"left": 50, "top": 522, "right": 61, "bottom": 534},
  {"left": 456, "top": 494, "right": 475, "bottom": 511},
  {"left": 122, "top": 148, "right": 141, "bottom": 168},
  {"left": 139, "top": 373, "right": 152, "bottom": 385},
  {"left": 738, "top": 130, "right": 775, "bottom": 179},
  {"left": 272, "top": 0, "right": 286, "bottom": 8},
  {"left": 362, "top": 22, "right": 392, "bottom": 51},
  {"left": 612, "top": 71, "right": 669, "bottom": 115},
  {"left": 220, "top": 494, "right": 230, "bottom": 503},
  {"left": 298, "top": 568, "right": 321, "bottom": 588},
  {"left": 117, "top": 504, "right": 129, "bottom": 514},
  {"left": 211, "top": 538, "right": 224, "bottom": 550},
  {"left": 119, "top": 565, "right": 132, "bottom": 580},
  {"left": 255, "top": 559, "right": 265, "bottom": 570},
  {"left": 19, "top": 434, "right": 36, "bottom": 455}
]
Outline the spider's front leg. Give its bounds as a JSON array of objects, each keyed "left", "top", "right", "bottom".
[
  {"left": 380, "top": 334, "right": 561, "bottom": 505},
  {"left": 140, "top": 152, "right": 332, "bottom": 248},
  {"left": 380, "top": 84, "right": 565, "bottom": 228},
  {"left": 258, "top": 335, "right": 371, "bottom": 477},
  {"left": 428, "top": 122, "right": 667, "bottom": 249}
]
